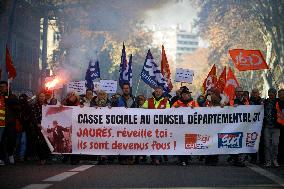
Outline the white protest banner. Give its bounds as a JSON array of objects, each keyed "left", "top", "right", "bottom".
[
  {"left": 175, "top": 68, "right": 194, "bottom": 83},
  {"left": 100, "top": 80, "right": 117, "bottom": 94},
  {"left": 41, "top": 105, "right": 264, "bottom": 155},
  {"left": 67, "top": 81, "right": 86, "bottom": 95}
]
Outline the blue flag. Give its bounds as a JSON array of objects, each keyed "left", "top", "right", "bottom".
[
  {"left": 128, "top": 54, "right": 133, "bottom": 88},
  {"left": 119, "top": 42, "right": 131, "bottom": 88},
  {"left": 140, "top": 50, "right": 169, "bottom": 93},
  {"left": 85, "top": 59, "right": 100, "bottom": 89}
]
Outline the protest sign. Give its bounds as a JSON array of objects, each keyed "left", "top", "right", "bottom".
[
  {"left": 175, "top": 68, "right": 194, "bottom": 83},
  {"left": 93, "top": 82, "right": 101, "bottom": 91},
  {"left": 67, "top": 81, "right": 86, "bottom": 95},
  {"left": 100, "top": 80, "right": 117, "bottom": 94}
]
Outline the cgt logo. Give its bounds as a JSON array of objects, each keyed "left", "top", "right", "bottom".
[
  {"left": 185, "top": 134, "right": 211, "bottom": 149},
  {"left": 246, "top": 132, "right": 258, "bottom": 147},
  {"left": 218, "top": 132, "right": 243, "bottom": 148}
]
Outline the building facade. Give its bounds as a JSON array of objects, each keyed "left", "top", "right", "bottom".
[
  {"left": 176, "top": 30, "right": 199, "bottom": 60},
  {"left": 151, "top": 25, "right": 199, "bottom": 65}
]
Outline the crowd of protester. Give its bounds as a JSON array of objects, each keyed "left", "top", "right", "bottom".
[{"left": 0, "top": 80, "right": 283, "bottom": 168}]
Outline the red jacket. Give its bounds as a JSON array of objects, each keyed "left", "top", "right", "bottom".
[
  {"left": 172, "top": 100, "right": 199, "bottom": 108},
  {"left": 276, "top": 101, "right": 284, "bottom": 126}
]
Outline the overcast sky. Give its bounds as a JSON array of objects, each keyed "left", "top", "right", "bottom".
[{"left": 144, "top": 0, "right": 198, "bottom": 31}]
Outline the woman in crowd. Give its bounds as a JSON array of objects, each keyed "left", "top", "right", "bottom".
[
  {"left": 61, "top": 91, "right": 80, "bottom": 107},
  {"left": 93, "top": 90, "right": 111, "bottom": 107},
  {"left": 92, "top": 90, "right": 111, "bottom": 164}
]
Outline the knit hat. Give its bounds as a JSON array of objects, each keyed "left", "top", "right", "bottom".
[{"left": 181, "top": 87, "right": 191, "bottom": 95}]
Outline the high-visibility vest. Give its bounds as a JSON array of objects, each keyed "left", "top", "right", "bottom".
[
  {"left": 148, "top": 98, "right": 168, "bottom": 109},
  {"left": 276, "top": 102, "right": 284, "bottom": 126},
  {"left": 173, "top": 100, "right": 199, "bottom": 108},
  {"left": 0, "top": 96, "right": 5, "bottom": 127}
]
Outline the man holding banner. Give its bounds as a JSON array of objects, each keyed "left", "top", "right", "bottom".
[
  {"left": 143, "top": 86, "right": 170, "bottom": 110},
  {"left": 263, "top": 88, "right": 283, "bottom": 167},
  {"left": 143, "top": 86, "right": 170, "bottom": 165},
  {"left": 116, "top": 82, "right": 138, "bottom": 165},
  {"left": 204, "top": 88, "right": 222, "bottom": 166},
  {"left": 172, "top": 87, "right": 199, "bottom": 108},
  {"left": 229, "top": 86, "right": 248, "bottom": 167},
  {"left": 172, "top": 87, "right": 199, "bottom": 166},
  {"left": 249, "top": 88, "right": 263, "bottom": 164}
]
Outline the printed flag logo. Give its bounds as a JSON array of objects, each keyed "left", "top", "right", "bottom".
[
  {"left": 85, "top": 59, "right": 100, "bottom": 89},
  {"left": 217, "top": 67, "right": 226, "bottom": 92},
  {"left": 140, "top": 49, "right": 169, "bottom": 93},
  {"left": 119, "top": 43, "right": 132, "bottom": 89},
  {"left": 161, "top": 45, "right": 173, "bottom": 92},
  {"left": 202, "top": 64, "right": 217, "bottom": 94},
  {"left": 246, "top": 132, "right": 258, "bottom": 147},
  {"left": 185, "top": 134, "right": 211, "bottom": 149},
  {"left": 218, "top": 132, "right": 243, "bottom": 148},
  {"left": 229, "top": 49, "right": 269, "bottom": 71},
  {"left": 223, "top": 67, "right": 239, "bottom": 101},
  {"left": 127, "top": 54, "right": 133, "bottom": 88}
]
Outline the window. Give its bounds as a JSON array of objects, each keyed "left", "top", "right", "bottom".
[
  {"left": 53, "top": 32, "right": 60, "bottom": 43},
  {"left": 177, "top": 34, "right": 197, "bottom": 39},
  {"left": 177, "top": 41, "right": 199, "bottom": 45},
  {"left": 177, "top": 47, "right": 197, "bottom": 51}
]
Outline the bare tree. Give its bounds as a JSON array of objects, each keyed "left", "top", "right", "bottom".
[{"left": 195, "top": 0, "right": 284, "bottom": 95}]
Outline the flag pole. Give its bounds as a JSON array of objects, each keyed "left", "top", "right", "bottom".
[
  {"left": 96, "top": 50, "right": 101, "bottom": 82},
  {"left": 267, "top": 68, "right": 279, "bottom": 89},
  {"left": 6, "top": 45, "right": 10, "bottom": 96},
  {"left": 7, "top": 79, "right": 10, "bottom": 96},
  {"left": 135, "top": 78, "right": 141, "bottom": 96}
]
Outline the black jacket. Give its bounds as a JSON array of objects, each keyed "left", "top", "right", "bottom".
[{"left": 264, "top": 98, "right": 277, "bottom": 127}]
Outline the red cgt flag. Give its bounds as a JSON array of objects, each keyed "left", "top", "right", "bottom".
[
  {"left": 223, "top": 67, "right": 239, "bottom": 101},
  {"left": 217, "top": 67, "right": 227, "bottom": 93},
  {"left": 161, "top": 45, "right": 173, "bottom": 92},
  {"left": 202, "top": 64, "right": 217, "bottom": 94},
  {"left": 229, "top": 49, "right": 269, "bottom": 71},
  {"left": 6, "top": 45, "right": 17, "bottom": 80}
]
